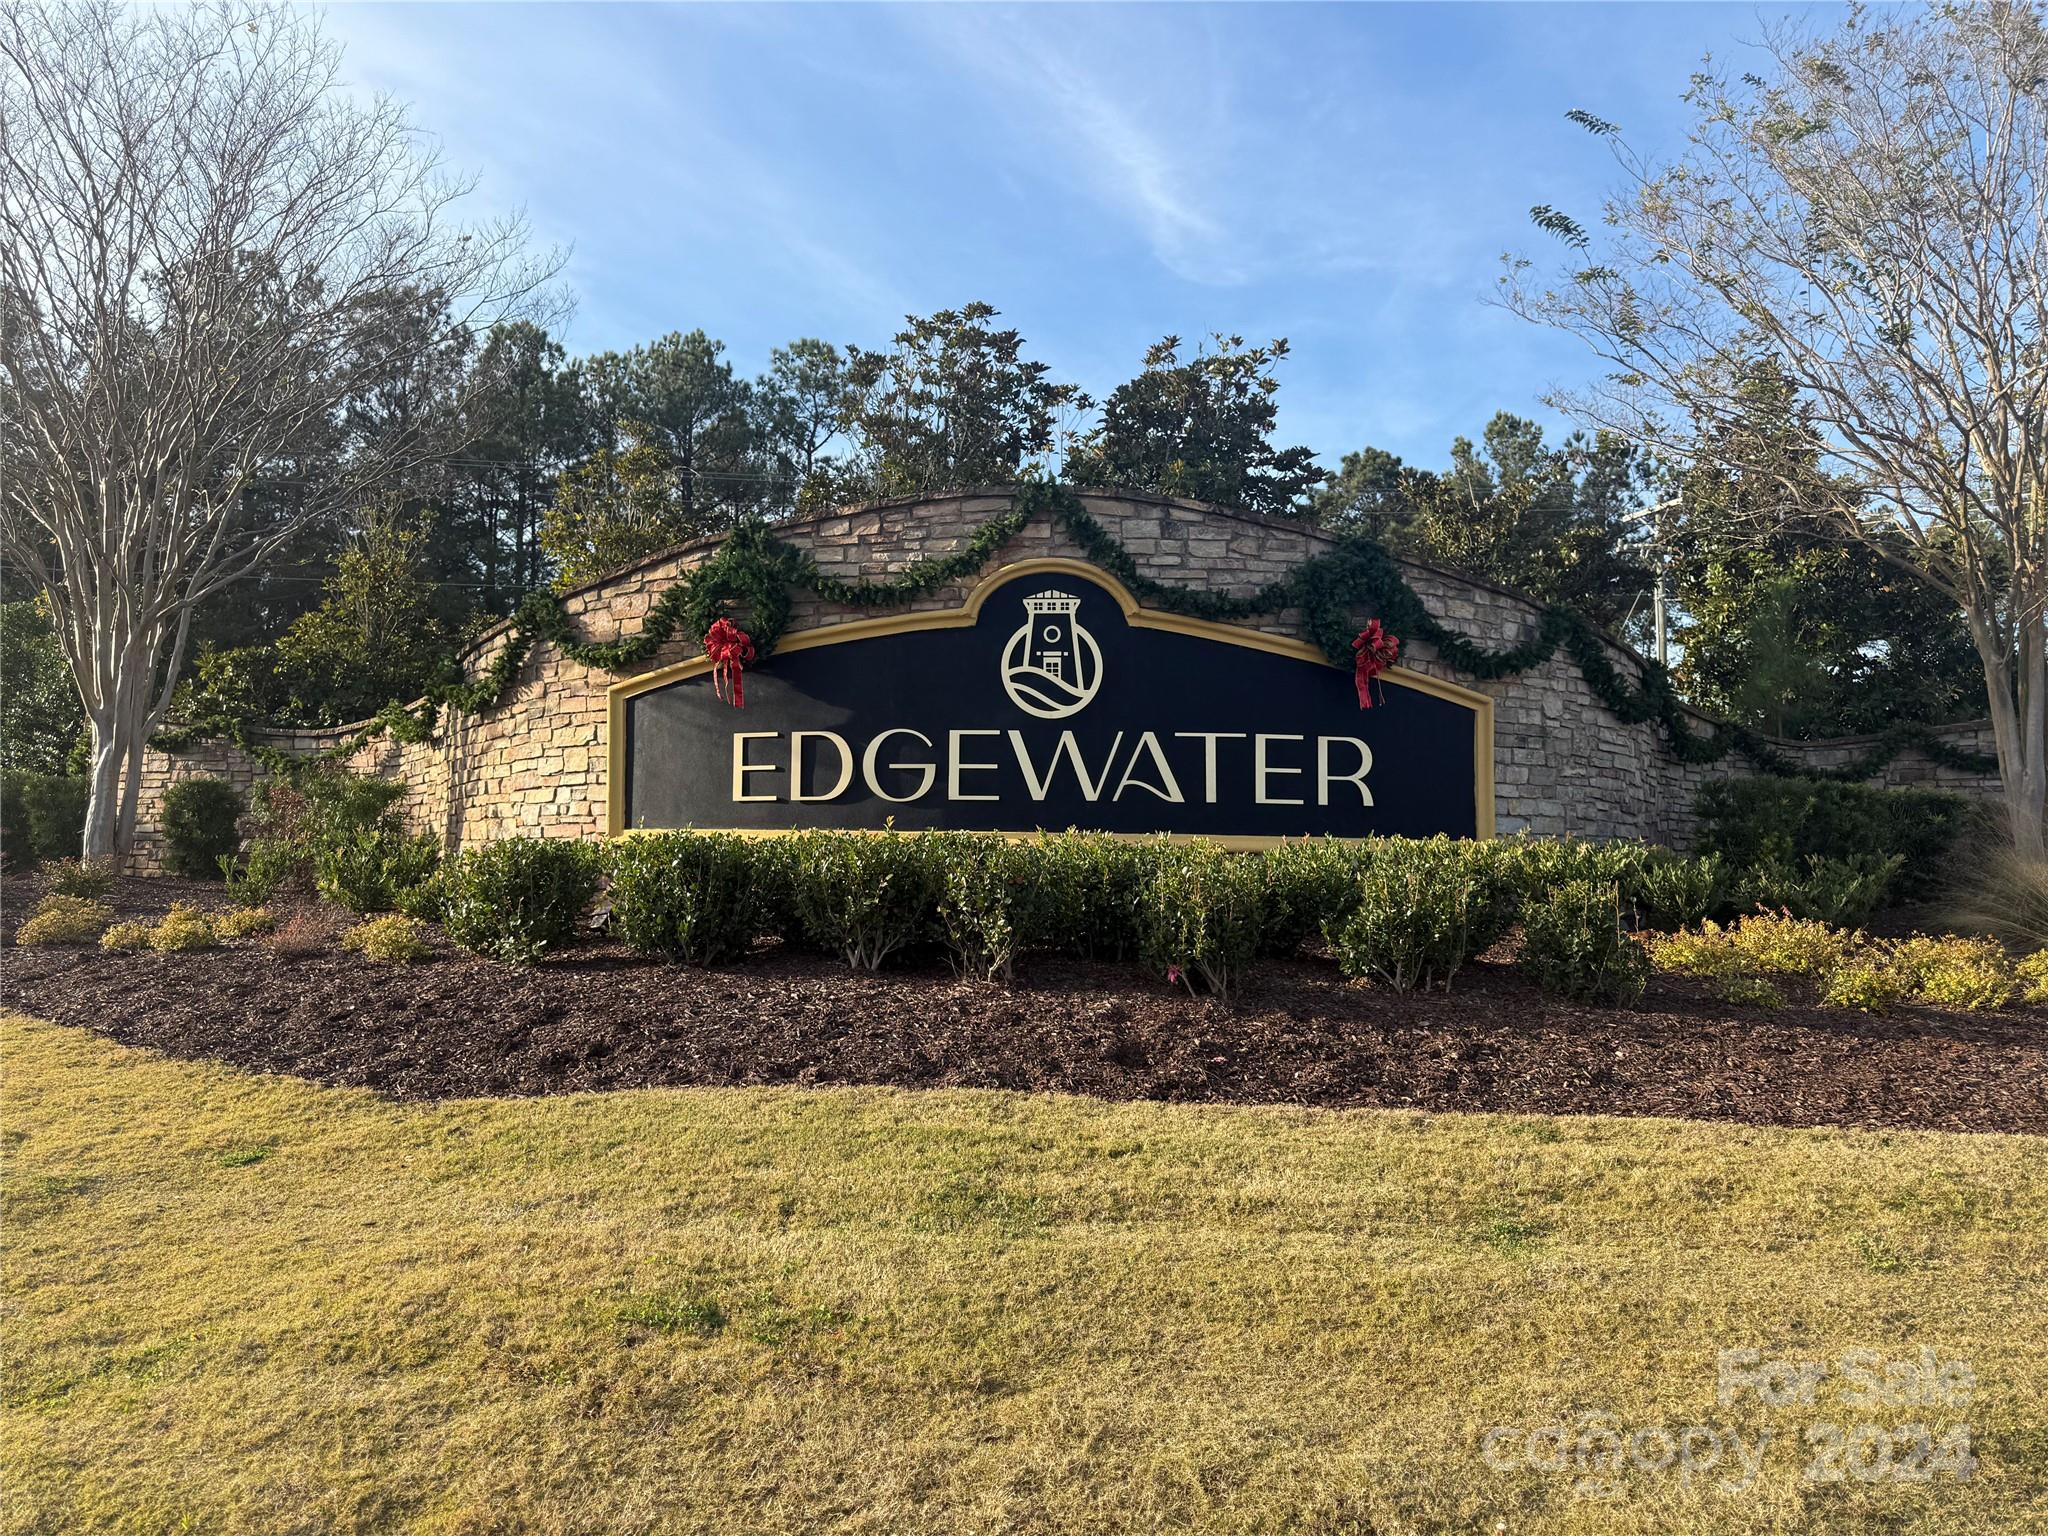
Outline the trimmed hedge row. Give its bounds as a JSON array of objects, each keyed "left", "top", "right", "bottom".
[{"left": 576, "top": 827, "right": 1911, "bottom": 1000}]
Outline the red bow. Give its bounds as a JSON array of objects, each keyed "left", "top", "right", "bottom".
[
  {"left": 1352, "top": 621, "right": 1401, "bottom": 708},
  {"left": 703, "top": 617, "right": 756, "bottom": 708}
]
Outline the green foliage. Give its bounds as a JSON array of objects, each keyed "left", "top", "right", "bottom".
[
  {"left": 1632, "top": 850, "right": 1731, "bottom": 931},
  {"left": 1668, "top": 374, "right": 1983, "bottom": 739},
  {"left": 439, "top": 839, "right": 601, "bottom": 965},
  {"left": 1, "top": 772, "right": 88, "bottom": 869},
  {"left": 314, "top": 823, "right": 442, "bottom": 915},
  {"left": 1139, "top": 842, "right": 1268, "bottom": 999},
  {"left": 606, "top": 833, "right": 772, "bottom": 965},
  {"left": 785, "top": 830, "right": 942, "bottom": 972},
  {"left": 1316, "top": 414, "right": 1655, "bottom": 633},
  {"left": 1820, "top": 957, "right": 1907, "bottom": 1013},
  {"left": 1520, "top": 879, "right": 1649, "bottom": 1006},
  {"left": 543, "top": 422, "right": 706, "bottom": 591},
  {"left": 1010, "top": 831, "right": 1158, "bottom": 961},
  {"left": 1696, "top": 778, "right": 1978, "bottom": 900},
  {"left": 1064, "top": 335, "right": 1322, "bottom": 519},
  {"left": 223, "top": 772, "right": 415, "bottom": 908},
  {"left": 45, "top": 858, "right": 115, "bottom": 899},
  {"left": 1883, "top": 936, "right": 2021, "bottom": 1012},
  {"left": 1260, "top": 837, "right": 1374, "bottom": 955},
  {"left": 214, "top": 907, "right": 276, "bottom": 940},
  {"left": 0, "top": 599, "right": 84, "bottom": 777},
  {"left": 100, "top": 920, "right": 155, "bottom": 952},
  {"left": 929, "top": 834, "right": 1027, "bottom": 983},
  {"left": 841, "top": 303, "right": 1086, "bottom": 498},
  {"left": 1328, "top": 836, "right": 1496, "bottom": 993},
  {"left": 342, "top": 915, "right": 434, "bottom": 965},
  {"left": 15, "top": 894, "right": 114, "bottom": 946},
  {"left": 149, "top": 903, "right": 219, "bottom": 953},
  {"left": 181, "top": 510, "right": 455, "bottom": 731},
  {"left": 165, "top": 482, "right": 1996, "bottom": 797},
  {"left": 1736, "top": 854, "right": 1905, "bottom": 928},
  {"left": 160, "top": 777, "right": 245, "bottom": 879}
]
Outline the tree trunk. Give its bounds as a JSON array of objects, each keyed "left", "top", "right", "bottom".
[
  {"left": 1975, "top": 615, "right": 2047, "bottom": 858},
  {"left": 81, "top": 709, "right": 124, "bottom": 862}
]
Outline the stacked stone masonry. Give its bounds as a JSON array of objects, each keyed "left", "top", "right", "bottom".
[{"left": 131, "top": 490, "right": 2004, "bottom": 870}]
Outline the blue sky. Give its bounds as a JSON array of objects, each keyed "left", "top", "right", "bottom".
[{"left": 325, "top": 2, "right": 1824, "bottom": 469}]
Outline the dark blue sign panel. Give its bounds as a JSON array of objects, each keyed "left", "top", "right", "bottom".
[{"left": 614, "top": 563, "right": 1493, "bottom": 843}]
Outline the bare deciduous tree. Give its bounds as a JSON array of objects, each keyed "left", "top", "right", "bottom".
[
  {"left": 1501, "top": 1, "right": 2048, "bottom": 852},
  {"left": 0, "top": 0, "right": 557, "bottom": 858}
]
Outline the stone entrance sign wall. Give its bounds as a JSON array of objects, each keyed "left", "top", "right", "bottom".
[{"left": 130, "top": 489, "right": 2002, "bottom": 868}]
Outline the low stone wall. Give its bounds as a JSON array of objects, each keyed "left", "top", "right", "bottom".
[{"left": 131, "top": 489, "right": 2003, "bottom": 869}]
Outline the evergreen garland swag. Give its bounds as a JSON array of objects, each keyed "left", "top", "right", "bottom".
[{"left": 157, "top": 481, "right": 1998, "bottom": 784}]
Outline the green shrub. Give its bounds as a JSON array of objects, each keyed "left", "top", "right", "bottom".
[
  {"left": 932, "top": 834, "right": 1028, "bottom": 983},
  {"left": 149, "top": 903, "right": 219, "bottom": 953},
  {"left": 1261, "top": 837, "right": 1373, "bottom": 955},
  {"left": 220, "top": 772, "right": 410, "bottom": 906},
  {"left": 100, "top": 919, "right": 155, "bottom": 952},
  {"left": 1737, "top": 854, "right": 1904, "bottom": 927},
  {"left": 1696, "top": 779, "right": 1979, "bottom": 900},
  {"left": 342, "top": 914, "right": 432, "bottom": 965},
  {"left": 215, "top": 906, "right": 276, "bottom": 940},
  {"left": 1650, "top": 912, "right": 1858, "bottom": 980},
  {"left": 1632, "top": 850, "right": 1731, "bottom": 931},
  {"left": 1719, "top": 975, "right": 1785, "bottom": 1009},
  {"left": 786, "top": 830, "right": 941, "bottom": 972},
  {"left": 15, "top": 893, "right": 114, "bottom": 946},
  {"left": 2018, "top": 951, "right": 2048, "bottom": 1007},
  {"left": 1821, "top": 957, "right": 1907, "bottom": 1013},
  {"left": 160, "top": 777, "right": 244, "bottom": 879},
  {"left": 607, "top": 833, "right": 772, "bottom": 965},
  {"left": 1520, "top": 879, "right": 1649, "bottom": 1006},
  {"left": 1, "top": 771, "right": 88, "bottom": 869},
  {"left": 1140, "top": 842, "right": 1268, "bottom": 998},
  {"left": 394, "top": 868, "right": 448, "bottom": 925},
  {"left": 1883, "top": 935, "right": 2021, "bottom": 1012},
  {"left": 313, "top": 822, "right": 441, "bottom": 914},
  {"left": 1011, "top": 832, "right": 1159, "bottom": 960},
  {"left": 1328, "top": 835, "right": 1495, "bottom": 992},
  {"left": 439, "top": 838, "right": 600, "bottom": 964},
  {"left": 45, "top": 857, "right": 115, "bottom": 899}
]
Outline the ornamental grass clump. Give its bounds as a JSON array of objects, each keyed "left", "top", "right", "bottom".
[
  {"left": 149, "top": 904, "right": 219, "bottom": 953},
  {"left": 607, "top": 832, "right": 772, "bottom": 966},
  {"left": 786, "top": 829, "right": 941, "bottom": 972},
  {"left": 439, "top": 839, "right": 601, "bottom": 965},
  {"left": 1140, "top": 842, "right": 1268, "bottom": 999},
  {"left": 1328, "top": 836, "right": 1494, "bottom": 993},
  {"left": 14, "top": 894, "right": 115, "bottom": 946},
  {"left": 1520, "top": 879, "right": 1649, "bottom": 1006},
  {"left": 342, "top": 915, "right": 432, "bottom": 965}
]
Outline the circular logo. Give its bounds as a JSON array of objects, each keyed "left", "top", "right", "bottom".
[{"left": 1000, "top": 590, "right": 1103, "bottom": 719}]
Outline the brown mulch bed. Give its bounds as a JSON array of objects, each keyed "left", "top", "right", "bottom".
[{"left": 4, "top": 875, "right": 2045, "bottom": 1136}]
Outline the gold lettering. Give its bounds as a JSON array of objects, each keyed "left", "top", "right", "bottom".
[
  {"left": 1317, "top": 736, "right": 1374, "bottom": 807},
  {"left": 862, "top": 728, "right": 935, "bottom": 802},
  {"left": 1255, "top": 733, "right": 1306, "bottom": 806},
  {"left": 790, "top": 731, "right": 854, "bottom": 802},
  {"left": 731, "top": 732, "right": 781, "bottom": 803},
  {"left": 1171, "top": 732, "right": 1247, "bottom": 803}
]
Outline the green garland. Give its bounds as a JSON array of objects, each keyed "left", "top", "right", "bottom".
[{"left": 157, "top": 481, "right": 1999, "bottom": 785}]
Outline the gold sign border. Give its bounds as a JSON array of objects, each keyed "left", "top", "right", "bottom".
[{"left": 605, "top": 557, "right": 1496, "bottom": 846}]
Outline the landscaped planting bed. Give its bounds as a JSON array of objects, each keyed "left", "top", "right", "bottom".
[{"left": 5, "top": 869, "right": 2046, "bottom": 1134}]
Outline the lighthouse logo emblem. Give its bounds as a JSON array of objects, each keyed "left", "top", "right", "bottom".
[{"left": 1000, "top": 590, "right": 1103, "bottom": 719}]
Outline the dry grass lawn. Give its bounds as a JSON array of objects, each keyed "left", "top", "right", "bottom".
[{"left": 4, "top": 1009, "right": 2047, "bottom": 1535}]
